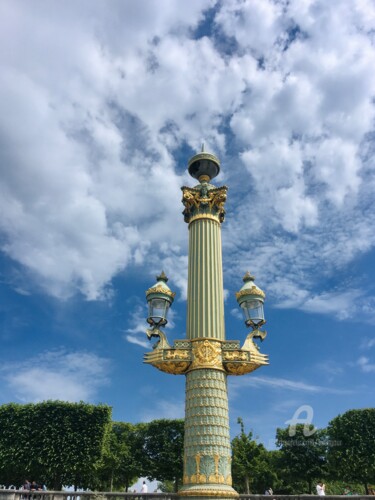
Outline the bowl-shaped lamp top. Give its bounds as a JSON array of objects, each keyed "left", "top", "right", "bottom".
[{"left": 188, "top": 151, "right": 220, "bottom": 181}]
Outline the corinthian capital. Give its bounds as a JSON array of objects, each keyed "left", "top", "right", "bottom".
[{"left": 181, "top": 183, "right": 228, "bottom": 224}]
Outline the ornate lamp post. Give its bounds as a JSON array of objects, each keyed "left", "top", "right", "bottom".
[{"left": 144, "top": 150, "right": 269, "bottom": 500}]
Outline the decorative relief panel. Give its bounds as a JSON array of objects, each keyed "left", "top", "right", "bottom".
[
  {"left": 183, "top": 452, "right": 233, "bottom": 487},
  {"left": 189, "top": 339, "right": 223, "bottom": 371}
]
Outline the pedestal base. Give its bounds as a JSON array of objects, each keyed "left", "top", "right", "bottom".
[{"left": 179, "top": 483, "right": 239, "bottom": 499}]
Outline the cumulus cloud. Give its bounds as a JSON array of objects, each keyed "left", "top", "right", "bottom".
[
  {"left": 0, "top": 0, "right": 374, "bottom": 323},
  {"left": 0, "top": 349, "right": 110, "bottom": 402}
]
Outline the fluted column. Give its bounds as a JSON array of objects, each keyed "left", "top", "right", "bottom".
[{"left": 187, "top": 218, "right": 225, "bottom": 340}]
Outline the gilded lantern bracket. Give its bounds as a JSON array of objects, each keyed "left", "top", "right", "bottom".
[
  {"left": 144, "top": 331, "right": 192, "bottom": 375},
  {"left": 222, "top": 330, "right": 269, "bottom": 376},
  {"left": 144, "top": 333, "right": 268, "bottom": 376},
  {"left": 146, "top": 327, "right": 171, "bottom": 349}
]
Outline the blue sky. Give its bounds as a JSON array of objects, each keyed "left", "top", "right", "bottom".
[{"left": 0, "top": 0, "right": 375, "bottom": 450}]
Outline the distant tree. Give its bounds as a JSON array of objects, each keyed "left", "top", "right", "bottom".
[
  {"left": 323, "top": 480, "right": 365, "bottom": 495},
  {"left": 231, "top": 418, "right": 277, "bottom": 494},
  {"left": 327, "top": 408, "right": 375, "bottom": 494},
  {"left": 275, "top": 424, "right": 327, "bottom": 493},
  {"left": 157, "top": 480, "right": 175, "bottom": 492},
  {"left": 140, "top": 419, "right": 184, "bottom": 492},
  {"left": 0, "top": 401, "right": 111, "bottom": 489},
  {"left": 96, "top": 422, "right": 143, "bottom": 491}
]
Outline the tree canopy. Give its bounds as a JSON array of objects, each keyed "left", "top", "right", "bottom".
[
  {"left": 275, "top": 424, "right": 327, "bottom": 494},
  {"left": 327, "top": 408, "right": 375, "bottom": 493},
  {"left": 231, "top": 417, "right": 276, "bottom": 494},
  {"left": 140, "top": 418, "right": 184, "bottom": 492},
  {"left": 96, "top": 422, "right": 144, "bottom": 492},
  {"left": 0, "top": 401, "right": 111, "bottom": 490},
  {"left": 1, "top": 402, "right": 374, "bottom": 495}
]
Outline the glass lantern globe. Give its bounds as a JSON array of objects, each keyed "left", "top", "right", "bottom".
[
  {"left": 236, "top": 272, "right": 266, "bottom": 330},
  {"left": 145, "top": 272, "right": 175, "bottom": 328},
  {"left": 240, "top": 298, "right": 265, "bottom": 328},
  {"left": 147, "top": 296, "right": 171, "bottom": 327}
]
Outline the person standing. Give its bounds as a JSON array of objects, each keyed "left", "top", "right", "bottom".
[
  {"left": 21, "top": 480, "right": 31, "bottom": 500},
  {"left": 22, "top": 481, "right": 31, "bottom": 491},
  {"left": 316, "top": 482, "right": 325, "bottom": 496},
  {"left": 140, "top": 482, "right": 148, "bottom": 494}
]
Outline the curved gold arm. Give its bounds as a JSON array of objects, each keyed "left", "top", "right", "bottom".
[
  {"left": 242, "top": 329, "right": 267, "bottom": 351},
  {"left": 146, "top": 327, "right": 171, "bottom": 349}
]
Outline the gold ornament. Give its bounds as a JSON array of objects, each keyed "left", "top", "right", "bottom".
[
  {"left": 165, "top": 349, "right": 190, "bottom": 360},
  {"left": 235, "top": 286, "right": 265, "bottom": 299},
  {"left": 190, "top": 339, "right": 222, "bottom": 371},
  {"left": 155, "top": 361, "right": 191, "bottom": 374},
  {"left": 145, "top": 285, "right": 176, "bottom": 298},
  {"left": 222, "top": 351, "right": 248, "bottom": 361}
]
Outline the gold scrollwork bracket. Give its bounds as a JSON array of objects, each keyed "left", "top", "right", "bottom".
[
  {"left": 144, "top": 337, "right": 193, "bottom": 375},
  {"left": 222, "top": 332, "right": 269, "bottom": 375}
]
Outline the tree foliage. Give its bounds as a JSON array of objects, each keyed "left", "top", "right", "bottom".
[
  {"left": 2, "top": 400, "right": 374, "bottom": 495},
  {"left": 232, "top": 418, "right": 276, "bottom": 494},
  {"left": 0, "top": 401, "right": 111, "bottom": 489},
  {"left": 275, "top": 424, "right": 327, "bottom": 494},
  {"left": 327, "top": 408, "right": 375, "bottom": 493},
  {"left": 140, "top": 419, "right": 184, "bottom": 492},
  {"left": 96, "top": 422, "right": 143, "bottom": 492}
]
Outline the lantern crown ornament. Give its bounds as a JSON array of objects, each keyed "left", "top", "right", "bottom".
[
  {"left": 236, "top": 271, "right": 266, "bottom": 329},
  {"left": 145, "top": 271, "right": 175, "bottom": 327},
  {"left": 188, "top": 144, "right": 220, "bottom": 182}
]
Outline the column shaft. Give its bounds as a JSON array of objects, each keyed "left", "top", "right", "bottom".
[
  {"left": 180, "top": 217, "right": 237, "bottom": 499},
  {"left": 187, "top": 219, "right": 225, "bottom": 340}
]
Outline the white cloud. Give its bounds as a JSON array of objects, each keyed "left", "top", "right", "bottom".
[
  {"left": 140, "top": 397, "right": 185, "bottom": 422},
  {"left": 229, "top": 375, "right": 352, "bottom": 395},
  {"left": 125, "top": 335, "right": 150, "bottom": 349},
  {"left": 0, "top": 349, "right": 110, "bottom": 402},
  {"left": 360, "top": 337, "right": 375, "bottom": 350},
  {"left": 357, "top": 356, "right": 375, "bottom": 372},
  {"left": 315, "top": 360, "right": 344, "bottom": 377},
  {"left": 124, "top": 303, "right": 148, "bottom": 336},
  {"left": 215, "top": 0, "right": 285, "bottom": 58},
  {"left": 283, "top": 289, "right": 362, "bottom": 320},
  {"left": 230, "top": 307, "right": 243, "bottom": 321},
  {"left": 0, "top": 0, "right": 374, "bottom": 323}
]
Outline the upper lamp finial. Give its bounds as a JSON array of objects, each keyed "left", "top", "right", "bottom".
[
  {"left": 157, "top": 271, "right": 168, "bottom": 283},
  {"left": 188, "top": 147, "right": 220, "bottom": 182},
  {"left": 243, "top": 271, "right": 255, "bottom": 282}
]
